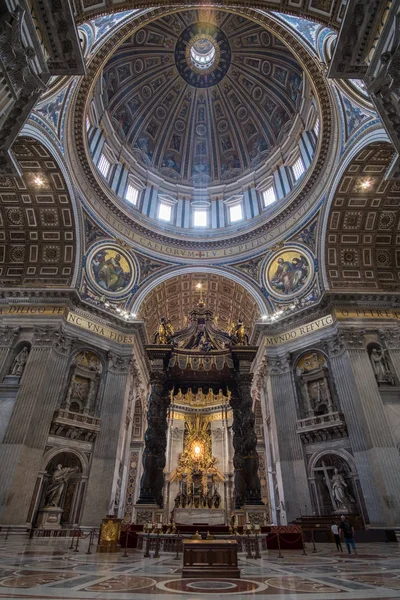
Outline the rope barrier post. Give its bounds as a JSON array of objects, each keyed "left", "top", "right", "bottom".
[
  {"left": 173, "top": 532, "right": 180, "bottom": 560},
  {"left": 277, "top": 533, "right": 283, "bottom": 558},
  {"left": 301, "top": 531, "right": 307, "bottom": 555},
  {"left": 144, "top": 533, "right": 150, "bottom": 558},
  {"left": 254, "top": 533, "right": 261, "bottom": 559},
  {"left": 73, "top": 531, "right": 80, "bottom": 552},
  {"left": 69, "top": 530, "right": 75, "bottom": 550},
  {"left": 5, "top": 527, "right": 10, "bottom": 540},
  {"left": 311, "top": 530, "right": 317, "bottom": 553},
  {"left": 86, "top": 529, "right": 93, "bottom": 555},
  {"left": 246, "top": 532, "right": 253, "bottom": 559},
  {"left": 123, "top": 527, "right": 129, "bottom": 558},
  {"left": 154, "top": 531, "right": 160, "bottom": 559}
]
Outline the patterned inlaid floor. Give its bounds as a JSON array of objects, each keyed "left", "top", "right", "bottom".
[{"left": 0, "top": 537, "right": 399, "bottom": 599}]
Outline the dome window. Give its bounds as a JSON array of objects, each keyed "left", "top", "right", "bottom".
[
  {"left": 193, "top": 209, "right": 208, "bottom": 227},
  {"left": 313, "top": 118, "right": 320, "bottom": 138},
  {"left": 125, "top": 183, "right": 139, "bottom": 205},
  {"left": 158, "top": 201, "right": 172, "bottom": 222},
  {"left": 190, "top": 37, "right": 216, "bottom": 70},
  {"left": 98, "top": 154, "right": 111, "bottom": 179},
  {"left": 291, "top": 156, "right": 305, "bottom": 182},
  {"left": 263, "top": 185, "right": 277, "bottom": 207},
  {"left": 229, "top": 203, "right": 243, "bottom": 223}
]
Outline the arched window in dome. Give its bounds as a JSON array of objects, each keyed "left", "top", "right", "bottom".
[
  {"left": 125, "top": 183, "right": 139, "bottom": 205},
  {"left": 263, "top": 185, "right": 277, "bottom": 207},
  {"left": 98, "top": 153, "right": 110, "bottom": 178},
  {"left": 291, "top": 156, "right": 305, "bottom": 182},
  {"left": 229, "top": 203, "right": 243, "bottom": 223},
  {"left": 193, "top": 209, "right": 208, "bottom": 227},
  {"left": 158, "top": 201, "right": 172, "bottom": 222}
]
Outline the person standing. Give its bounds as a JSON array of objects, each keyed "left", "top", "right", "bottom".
[
  {"left": 338, "top": 515, "right": 357, "bottom": 555},
  {"left": 330, "top": 521, "right": 342, "bottom": 552}
]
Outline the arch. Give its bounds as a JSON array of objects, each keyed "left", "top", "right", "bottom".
[
  {"left": 319, "top": 126, "right": 390, "bottom": 288},
  {"left": 130, "top": 266, "right": 268, "bottom": 315},
  {"left": 132, "top": 268, "right": 267, "bottom": 340},
  {"left": 20, "top": 123, "right": 83, "bottom": 287},
  {"left": 40, "top": 446, "right": 89, "bottom": 477},
  {"left": 308, "top": 448, "right": 357, "bottom": 476},
  {"left": 321, "top": 132, "right": 400, "bottom": 291},
  {"left": 0, "top": 137, "right": 78, "bottom": 288},
  {"left": 74, "top": 2, "right": 344, "bottom": 31}
]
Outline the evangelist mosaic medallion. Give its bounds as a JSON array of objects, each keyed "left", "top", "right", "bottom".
[
  {"left": 87, "top": 245, "right": 135, "bottom": 295},
  {"left": 265, "top": 248, "right": 313, "bottom": 299}
]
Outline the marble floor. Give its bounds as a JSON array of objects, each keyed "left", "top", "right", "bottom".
[{"left": 0, "top": 536, "right": 399, "bottom": 599}]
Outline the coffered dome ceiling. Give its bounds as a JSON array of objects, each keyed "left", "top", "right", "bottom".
[{"left": 100, "top": 10, "right": 305, "bottom": 186}]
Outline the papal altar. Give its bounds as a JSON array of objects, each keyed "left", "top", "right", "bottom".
[{"left": 175, "top": 508, "right": 225, "bottom": 525}]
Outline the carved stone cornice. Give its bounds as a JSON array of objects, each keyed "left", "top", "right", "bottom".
[
  {"left": 266, "top": 354, "right": 291, "bottom": 375},
  {"left": 107, "top": 351, "right": 132, "bottom": 374},
  {"left": 338, "top": 328, "right": 366, "bottom": 350},
  {"left": 0, "top": 326, "right": 19, "bottom": 347},
  {"left": 378, "top": 327, "right": 400, "bottom": 350}
]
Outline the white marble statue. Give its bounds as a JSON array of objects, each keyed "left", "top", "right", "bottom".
[
  {"left": 10, "top": 347, "right": 29, "bottom": 377},
  {"left": 45, "top": 464, "right": 78, "bottom": 508},
  {"left": 370, "top": 348, "right": 395, "bottom": 385},
  {"left": 331, "top": 468, "right": 355, "bottom": 510}
]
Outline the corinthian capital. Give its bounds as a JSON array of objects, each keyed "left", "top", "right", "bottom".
[
  {"left": 53, "top": 328, "right": 76, "bottom": 355},
  {"left": 379, "top": 327, "right": 400, "bottom": 349},
  {"left": 339, "top": 328, "right": 366, "bottom": 350},
  {"left": 0, "top": 326, "right": 19, "bottom": 347},
  {"left": 32, "top": 326, "right": 58, "bottom": 347},
  {"left": 107, "top": 351, "right": 131, "bottom": 373},
  {"left": 266, "top": 353, "right": 291, "bottom": 375},
  {"left": 325, "top": 334, "right": 345, "bottom": 357}
]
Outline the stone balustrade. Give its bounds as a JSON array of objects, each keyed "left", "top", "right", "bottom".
[{"left": 296, "top": 411, "right": 348, "bottom": 444}]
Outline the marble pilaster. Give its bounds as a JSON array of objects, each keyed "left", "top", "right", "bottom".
[
  {"left": 82, "top": 352, "right": 131, "bottom": 526},
  {"left": 0, "top": 327, "right": 74, "bottom": 524},
  {"left": 329, "top": 331, "right": 400, "bottom": 525},
  {"left": 265, "top": 354, "right": 311, "bottom": 523}
]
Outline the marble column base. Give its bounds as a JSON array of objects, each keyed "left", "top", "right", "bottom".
[
  {"left": 233, "top": 505, "right": 269, "bottom": 526},
  {"left": 133, "top": 504, "right": 164, "bottom": 524},
  {"left": 36, "top": 507, "right": 63, "bottom": 529}
]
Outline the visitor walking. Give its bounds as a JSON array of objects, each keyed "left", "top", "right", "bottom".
[
  {"left": 331, "top": 521, "right": 342, "bottom": 552},
  {"left": 339, "top": 515, "right": 357, "bottom": 555}
]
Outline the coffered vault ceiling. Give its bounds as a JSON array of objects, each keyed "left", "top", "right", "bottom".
[
  {"left": 138, "top": 273, "right": 260, "bottom": 340},
  {"left": 102, "top": 10, "right": 304, "bottom": 186},
  {"left": 0, "top": 138, "right": 76, "bottom": 288},
  {"left": 326, "top": 142, "right": 400, "bottom": 291}
]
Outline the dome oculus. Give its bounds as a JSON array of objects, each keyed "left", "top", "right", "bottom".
[{"left": 176, "top": 23, "right": 230, "bottom": 88}]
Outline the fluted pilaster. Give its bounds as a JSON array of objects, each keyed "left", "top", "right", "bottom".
[
  {"left": 330, "top": 329, "right": 400, "bottom": 525},
  {"left": 265, "top": 354, "right": 311, "bottom": 523},
  {"left": 82, "top": 352, "right": 131, "bottom": 526},
  {"left": 0, "top": 327, "right": 74, "bottom": 524}
]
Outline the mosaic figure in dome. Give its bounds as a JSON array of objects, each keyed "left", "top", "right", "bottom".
[{"left": 91, "top": 248, "right": 132, "bottom": 293}]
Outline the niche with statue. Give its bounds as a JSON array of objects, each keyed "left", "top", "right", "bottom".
[
  {"left": 295, "top": 351, "right": 337, "bottom": 418},
  {"left": 367, "top": 342, "right": 396, "bottom": 386},
  {"left": 310, "top": 453, "right": 360, "bottom": 516},
  {"left": 62, "top": 351, "right": 102, "bottom": 415}
]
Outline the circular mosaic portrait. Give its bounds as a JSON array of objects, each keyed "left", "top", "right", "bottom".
[
  {"left": 264, "top": 248, "right": 313, "bottom": 299},
  {"left": 87, "top": 245, "right": 135, "bottom": 296}
]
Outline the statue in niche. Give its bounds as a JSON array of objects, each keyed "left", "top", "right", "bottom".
[
  {"left": 10, "top": 347, "right": 29, "bottom": 378},
  {"left": 45, "top": 464, "right": 79, "bottom": 508},
  {"left": 369, "top": 348, "right": 395, "bottom": 386},
  {"left": 331, "top": 468, "right": 355, "bottom": 510}
]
